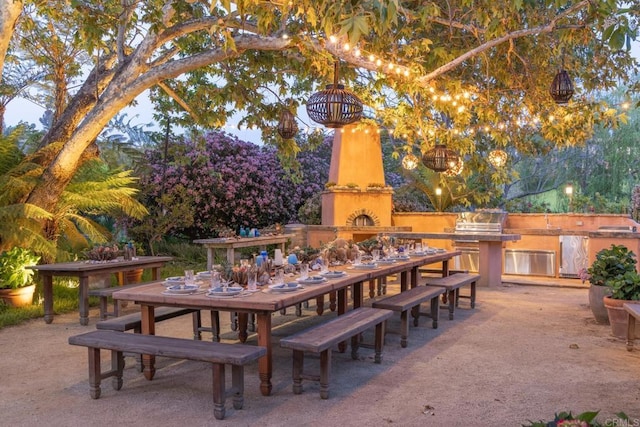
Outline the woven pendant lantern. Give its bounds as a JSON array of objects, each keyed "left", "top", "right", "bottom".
[
  {"left": 306, "top": 61, "right": 363, "bottom": 128},
  {"left": 422, "top": 144, "right": 457, "bottom": 172},
  {"left": 277, "top": 108, "right": 298, "bottom": 139},
  {"left": 549, "top": 69, "right": 574, "bottom": 104}
]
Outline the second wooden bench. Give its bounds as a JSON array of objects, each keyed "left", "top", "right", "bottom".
[
  {"left": 68, "top": 330, "right": 266, "bottom": 420},
  {"left": 279, "top": 307, "right": 393, "bottom": 399},
  {"left": 422, "top": 273, "right": 480, "bottom": 320},
  {"left": 371, "top": 285, "right": 445, "bottom": 347}
]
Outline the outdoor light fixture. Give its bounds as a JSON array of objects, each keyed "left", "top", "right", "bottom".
[
  {"left": 443, "top": 155, "right": 464, "bottom": 177},
  {"left": 306, "top": 60, "right": 363, "bottom": 128},
  {"left": 401, "top": 153, "right": 419, "bottom": 170},
  {"left": 565, "top": 183, "right": 574, "bottom": 196},
  {"left": 276, "top": 108, "right": 298, "bottom": 139},
  {"left": 422, "top": 144, "right": 458, "bottom": 172},
  {"left": 435, "top": 187, "right": 442, "bottom": 197},
  {"left": 549, "top": 69, "right": 574, "bottom": 104},
  {"left": 488, "top": 149, "right": 508, "bottom": 168}
]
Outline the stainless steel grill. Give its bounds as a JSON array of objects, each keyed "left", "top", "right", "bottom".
[
  {"left": 453, "top": 211, "right": 507, "bottom": 272},
  {"left": 597, "top": 225, "right": 637, "bottom": 233}
]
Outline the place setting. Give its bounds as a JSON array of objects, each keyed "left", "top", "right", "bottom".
[
  {"left": 161, "top": 270, "right": 207, "bottom": 295},
  {"left": 205, "top": 270, "right": 257, "bottom": 298}
]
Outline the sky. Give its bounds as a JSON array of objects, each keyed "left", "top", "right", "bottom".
[{"left": 4, "top": 39, "right": 640, "bottom": 144}]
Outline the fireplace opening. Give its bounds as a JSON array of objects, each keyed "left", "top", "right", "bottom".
[{"left": 353, "top": 214, "right": 375, "bottom": 226}]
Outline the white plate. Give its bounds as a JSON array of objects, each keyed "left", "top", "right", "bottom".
[
  {"left": 165, "top": 276, "right": 184, "bottom": 281},
  {"left": 163, "top": 284, "right": 200, "bottom": 295},
  {"left": 321, "top": 271, "right": 346, "bottom": 278},
  {"left": 389, "top": 255, "right": 410, "bottom": 260},
  {"left": 269, "top": 283, "right": 302, "bottom": 292},
  {"left": 297, "top": 276, "right": 327, "bottom": 285},
  {"left": 208, "top": 286, "right": 243, "bottom": 296},
  {"left": 352, "top": 263, "right": 379, "bottom": 269},
  {"left": 377, "top": 259, "right": 396, "bottom": 265}
]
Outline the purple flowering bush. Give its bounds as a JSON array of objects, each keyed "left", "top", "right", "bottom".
[{"left": 133, "top": 131, "right": 328, "bottom": 240}]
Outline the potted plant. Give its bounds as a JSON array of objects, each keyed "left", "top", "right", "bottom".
[
  {"left": 583, "top": 245, "right": 637, "bottom": 324},
  {"left": 589, "top": 245, "right": 640, "bottom": 338},
  {"left": 0, "top": 247, "right": 41, "bottom": 307}
]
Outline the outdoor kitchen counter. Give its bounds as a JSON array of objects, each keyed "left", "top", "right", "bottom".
[
  {"left": 387, "top": 232, "right": 521, "bottom": 287},
  {"left": 504, "top": 228, "right": 640, "bottom": 239}
]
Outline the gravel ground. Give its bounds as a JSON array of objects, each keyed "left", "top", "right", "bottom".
[{"left": 1, "top": 283, "right": 639, "bottom": 427}]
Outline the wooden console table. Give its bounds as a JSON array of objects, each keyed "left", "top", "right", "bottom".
[
  {"left": 194, "top": 235, "right": 293, "bottom": 269},
  {"left": 28, "top": 256, "right": 172, "bottom": 325}
]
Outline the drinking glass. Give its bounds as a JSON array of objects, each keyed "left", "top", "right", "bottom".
[
  {"left": 353, "top": 250, "right": 362, "bottom": 265},
  {"left": 247, "top": 269, "right": 257, "bottom": 291},
  {"left": 209, "top": 271, "right": 221, "bottom": 290},
  {"left": 300, "top": 263, "right": 309, "bottom": 280},
  {"left": 372, "top": 249, "right": 380, "bottom": 261},
  {"left": 184, "top": 269, "right": 195, "bottom": 286},
  {"left": 274, "top": 269, "right": 285, "bottom": 285}
]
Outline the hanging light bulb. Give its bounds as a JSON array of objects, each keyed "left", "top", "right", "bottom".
[
  {"left": 402, "top": 153, "right": 419, "bottom": 170},
  {"left": 443, "top": 156, "right": 464, "bottom": 176},
  {"left": 488, "top": 149, "right": 508, "bottom": 168}
]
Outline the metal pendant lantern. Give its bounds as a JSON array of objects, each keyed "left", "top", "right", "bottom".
[
  {"left": 277, "top": 108, "right": 298, "bottom": 139},
  {"left": 549, "top": 69, "right": 574, "bottom": 104},
  {"left": 401, "top": 153, "right": 419, "bottom": 170},
  {"left": 306, "top": 61, "right": 363, "bottom": 128},
  {"left": 488, "top": 149, "right": 508, "bottom": 168},
  {"left": 422, "top": 144, "right": 457, "bottom": 172}
]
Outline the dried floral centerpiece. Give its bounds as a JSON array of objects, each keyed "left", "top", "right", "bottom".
[{"left": 85, "top": 244, "right": 121, "bottom": 262}]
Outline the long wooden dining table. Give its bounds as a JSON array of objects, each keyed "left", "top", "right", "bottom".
[{"left": 112, "top": 250, "right": 460, "bottom": 396}]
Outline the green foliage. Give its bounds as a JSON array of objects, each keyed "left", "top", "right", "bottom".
[
  {"left": 587, "top": 244, "right": 637, "bottom": 288},
  {"left": 298, "top": 192, "right": 322, "bottom": 225},
  {"left": 608, "top": 271, "right": 640, "bottom": 301},
  {"left": 0, "top": 247, "right": 40, "bottom": 289}
]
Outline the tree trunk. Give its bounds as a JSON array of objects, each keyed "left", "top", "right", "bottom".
[{"left": 0, "top": 0, "right": 22, "bottom": 77}]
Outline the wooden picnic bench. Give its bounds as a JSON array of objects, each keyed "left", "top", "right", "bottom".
[
  {"left": 422, "top": 273, "right": 480, "bottom": 320},
  {"left": 372, "top": 285, "right": 445, "bottom": 347},
  {"left": 68, "top": 330, "right": 266, "bottom": 420},
  {"left": 89, "top": 281, "right": 155, "bottom": 320},
  {"left": 623, "top": 302, "right": 640, "bottom": 351},
  {"left": 279, "top": 307, "right": 393, "bottom": 399}
]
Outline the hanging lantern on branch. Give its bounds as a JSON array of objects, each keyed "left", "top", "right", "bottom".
[
  {"left": 422, "top": 144, "right": 459, "bottom": 173},
  {"left": 402, "top": 153, "right": 419, "bottom": 170},
  {"left": 488, "top": 149, "right": 508, "bottom": 168},
  {"left": 277, "top": 108, "right": 298, "bottom": 139},
  {"left": 549, "top": 69, "right": 574, "bottom": 104},
  {"left": 306, "top": 60, "right": 363, "bottom": 128}
]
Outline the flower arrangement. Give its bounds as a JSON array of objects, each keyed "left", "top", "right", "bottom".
[
  {"left": 85, "top": 244, "right": 120, "bottom": 261},
  {"left": 523, "top": 410, "right": 631, "bottom": 427},
  {"left": 321, "top": 239, "right": 359, "bottom": 264}
]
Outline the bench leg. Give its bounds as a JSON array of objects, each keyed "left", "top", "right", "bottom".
[
  {"left": 211, "top": 363, "right": 226, "bottom": 420},
  {"left": 231, "top": 365, "right": 244, "bottom": 410},
  {"left": 292, "top": 350, "right": 304, "bottom": 394},
  {"left": 296, "top": 303, "right": 302, "bottom": 317},
  {"left": 98, "top": 297, "right": 108, "bottom": 321},
  {"left": 351, "top": 334, "right": 360, "bottom": 359},
  {"left": 411, "top": 304, "right": 420, "bottom": 327},
  {"left": 430, "top": 296, "right": 440, "bottom": 329},
  {"left": 470, "top": 282, "right": 476, "bottom": 309},
  {"left": 87, "top": 347, "right": 102, "bottom": 399},
  {"left": 316, "top": 295, "right": 325, "bottom": 315},
  {"left": 400, "top": 309, "right": 409, "bottom": 348},
  {"left": 110, "top": 349, "right": 125, "bottom": 391},
  {"left": 374, "top": 321, "right": 385, "bottom": 364},
  {"left": 320, "top": 349, "right": 331, "bottom": 399},
  {"left": 447, "top": 290, "right": 456, "bottom": 320}
]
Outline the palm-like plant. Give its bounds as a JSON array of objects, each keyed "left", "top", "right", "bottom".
[{"left": 0, "top": 129, "right": 148, "bottom": 263}]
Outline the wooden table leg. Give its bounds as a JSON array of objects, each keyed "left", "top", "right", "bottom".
[
  {"left": 43, "top": 275, "right": 54, "bottom": 324},
  {"left": 237, "top": 313, "right": 248, "bottom": 343},
  {"left": 368, "top": 279, "right": 375, "bottom": 298},
  {"left": 329, "top": 291, "right": 337, "bottom": 312},
  {"left": 400, "top": 271, "right": 408, "bottom": 292},
  {"left": 150, "top": 266, "right": 161, "bottom": 280},
  {"left": 256, "top": 311, "right": 272, "bottom": 396},
  {"left": 316, "top": 296, "right": 324, "bottom": 315},
  {"left": 352, "top": 281, "right": 363, "bottom": 309},
  {"left": 78, "top": 276, "right": 90, "bottom": 326},
  {"left": 410, "top": 266, "right": 418, "bottom": 289},
  {"left": 337, "top": 288, "right": 348, "bottom": 353},
  {"left": 141, "top": 304, "right": 156, "bottom": 380}
]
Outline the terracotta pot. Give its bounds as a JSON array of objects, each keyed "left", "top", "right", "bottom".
[
  {"left": 603, "top": 296, "right": 640, "bottom": 339},
  {"left": 0, "top": 284, "right": 36, "bottom": 307},
  {"left": 117, "top": 269, "right": 144, "bottom": 285},
  {"left": 588, "top": 284, "right": 611, "bottom": 324}
]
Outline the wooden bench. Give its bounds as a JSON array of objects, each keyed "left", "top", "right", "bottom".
[
  {"left": 422, "top": 273, "right": 480, "bottom": 320},
  {"left": 623, "top": 303, "right": 640, "bottom": 351},
  {"left": 89, "top": 281, "right": 154, "bottom": 320},
  {"left": 68, "top": 330, "right": 266, "bottom": 420},
  {"left": 279, "top": 307, "right": 393, "bottom": 399},
  {"left": 372, "top": 286, "right": 445, "bottom": 348}
]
